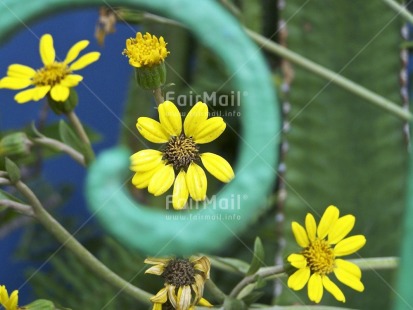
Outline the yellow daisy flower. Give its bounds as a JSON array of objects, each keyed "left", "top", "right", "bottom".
[
  {"left": 0, "top": 285, "right": 19, "bottom": 310},
  {"left": 130, "top": 101, "right": 235, "bottom": 210},
  {"left": 122, "top": 32, "right": 169, "bottom": 68},
  {"left": 0, "top": 33, "right": 100, "bottom": 104},
  {"left": 145, "top": 256, "right": 213, "bottom": 310},
  {"left": 287, "top": 205, "right": 366, "bottom": 303}
]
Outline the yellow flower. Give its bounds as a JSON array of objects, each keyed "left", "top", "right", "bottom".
[
  {"left": 0, "top": 285, "right": 19, "bottom": 310},
  {"left": 130, "top": 101, "right": 235, "bottom": 210},
  {"left": 287, "top": 205, "right": 366, "bottom": 303},
  {"left": 123, "top": 32, "right": 169, "bottom": 68},
  {"left": 0, "top": 34, "right": 100, "bottom": 104},
  {"left": 145, "top": 256, "right": 213, "bottom": 310}
]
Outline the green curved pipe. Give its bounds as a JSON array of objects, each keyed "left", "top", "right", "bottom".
[{"left": 0, "top": 0, "right": 279, "bottom": 255}]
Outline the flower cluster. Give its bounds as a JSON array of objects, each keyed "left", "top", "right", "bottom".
[
  {"left": 287, "top": 205, "right": 366, "bottom": 303},
  {"left": 145, "top": 256, "right": 212, "bottom": 310},
  {"left": 0, "top": 34, "right": 100, "bottom": 104},
  {"left": 130, "top": 101, "right": 234, "bottom": 210},
  {"left": 123, "top": 32, "right": 169, "bottom": 68}
]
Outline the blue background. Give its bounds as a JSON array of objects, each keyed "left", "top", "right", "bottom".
[{"left": 0, "top": 8, "right": 137, "bottom": 304}]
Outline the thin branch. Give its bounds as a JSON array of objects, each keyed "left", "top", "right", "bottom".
[
  {"left": 0, "top": 199, "right": 34, "bottom": 216},
  {"left": 205, "top": 279, "right": 226, "bottom": 303},
  {"left": 383, "top": 0, "right": 413, "bottom": 24},
  {"left": 33, "top": 136, "right": 86, "bottom": 166},
  {"left": 14, "top": 180, "right": 152, "bottom": 305},
  {"left": 229, "top": 265, "right": 285, "bottom": 298}
]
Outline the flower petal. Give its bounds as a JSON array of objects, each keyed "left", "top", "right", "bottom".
[
  {"left": 130, "top": 149, "right": 163, "bottom": 172},
  {"left": 291, "top": 221, "right": 309, "bottom": 248},
  {"left": 334, "top": 265, "right": 365, "bottom": 292},
  {"left": 158, "top": 100, "right": 182, "bottom": 136},
  {"left": 7, "top": 64, "right": 36, "bottom": 79},
  {"left": 131, "top": 165, "right": 163, "bottom": 189},
  {"left": 69, "top": 51, "right": 100, "bottom": 71},
  {"left": 167, "top": 285, "right": 177, "bottom": 308},
  {"left": 172, "top": 170, "right": 189, "bottom": 210},
  {"left": 184, "top": 101, "right": 209, "bottom": 137},
  {"left": 308, "top": 273, "right": 323, "bottom": 303},
  {"left": 60, "top": 74, "right": 83, "bottom": 87},
  {"left": 317, "top": 205, "right": 340, "bottom": 239},
  {"left": 14, "top": 86, "right": 50, "bottom": 103},
  {"left": 145, "top": 265, "right": 165, "bottom": 275},
  {"left": 0, "top": 77, "right": 32, "bottom": 89},
  {"left": 200, "top": 152, "right": 234, "bottom": 183},
  {"left": 144, "top": 257, "right": 171, "bottom": 265},
  {"left": 287, "top": 267, "right": 310, "bottom": 290},
  {"left": 39, "top": 34, "right": 55, "bottom": 66},
  {"left": 334, "top": 235, "right": 366, "bottom": 256},
  {"left": 192, "top": 117, "right": 226, "bottom": 144},
  {"left": 198, "top": 297, "right": 213, "bottom": 307},
  {"left": 287, "top": 253, "right": 307, "bottom": 269},
  {"left": 186, "top": 163, "right": 207, "bottom": 201},
  {"left": 328, "top": 214, "right": 355, "bottom": 245},
  {"left": 305, "top": 213, "right": 317, "bottom": 242},
  {"left": 335, "top": 259, "right": 361, "bottom": 279},
  {"left": 322, "top": 275, "right": 345, "bottom": 302},
  {"left": 136, "top": 117, "right": 170, "bottom": 143},
  {"left": 64, "top": 40, "right": 89, "bottom": 64},
  {"left": 177, "top": 285, "right": 192, "bottom": 310},
  {"left": 148, "top": 164, "right": 175, "bottom": 196},
  {"left": 50, "top": 84, "right": 70, "bottom": 102},
  {"left": 191, "top": 256, "right": 211, "bottom": 279},
  {"left": 150, "top": 287, "right": 168, "bottom": 303},
  {"left": 9, "top": 290, "right": 18, "bottom": 309}
]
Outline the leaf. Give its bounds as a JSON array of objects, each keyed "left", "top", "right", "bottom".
[
  {"left": 58, "top": 120, "right": 83, "bottom": 152},
  {"left": 237, "top": 282, "right": 258, "bottom": 299},
  {"left": 25, "top": 299, "right": 55, "bottom": 310},
  {"left": 208, "top": 255, "right": 250, "bottom": 274},
  {"left": 247, "top": 237, "right": 265, "bottom": 275},
  {"left": 5, "top": 157, "right": 20, "bottom": 183},
  {"left": 223, "top": 297, "right": 248, "bottom": 310}
]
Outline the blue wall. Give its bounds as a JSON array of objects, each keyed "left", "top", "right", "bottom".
[{"left": 0, "top": 8, "right": 137, "bottom": 304}]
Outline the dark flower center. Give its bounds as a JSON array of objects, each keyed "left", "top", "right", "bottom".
[
  {"left": 162, "top": 258, "right": 195, "bottom": 286},
  {"left": 162, "top": 134, "right": 199, "bottom": 171}
]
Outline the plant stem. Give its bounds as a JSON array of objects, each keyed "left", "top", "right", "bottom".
[
  {"left": 349, "top": 257, "right": 398, "bottom": 270},
  {"left": 229, "top": 265, "right": 285, "bottom": 298},
  {"left": 0, "top": 199, "right": 34, "bottom": 216},
  {"left": 153, "top": 87, "right": 165, "bottom": 106},
  {"left": 65, "top": 111, "right": 95, "bottom": 162},
  {"left": 14, "top": 180, "right": 152, "bottom": 305},
  {"left": 383, "top": 0, "right": 413, "bottom": 24},
  {"left": 142, "top": 11, "right": 412, "bottom": 121},
  {"left": 205, "top": 279, "right": 226, "bottom": 303},
  {"left": 245, "top": 29, "right": 412, "bottom": 122},
  {"left": 33, "top": 136, "right": 85, "bottom": 166}
]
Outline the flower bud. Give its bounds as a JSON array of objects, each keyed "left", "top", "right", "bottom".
[
  {"left": 47, "top": 88, "right": 78, "bottom": 114},
  {"left": 134, "top": 62, "right": 166, "bottom": 90},
  {"left": 0, "top": 132, "right": 32, "bottom": 157}
]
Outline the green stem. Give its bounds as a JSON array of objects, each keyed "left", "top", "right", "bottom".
[
  {"left": 153, "top": 87, "right": 165, "bottom": 106},
  {"left": 33, "top": 136, "right": 85, "bottom": 167},
  {"left": 14, "top": 180, "right": 152, "bottom": 305},
  {"left": 383, "top": 0, "right": 413, "bottom": 24},
  {"left": 229, "top": 265, "right": 285, "bottom": 298},
  {"left": 205, "top": 279, "right": 226, "bottom": 303},
  {"left": 245, "top": 29, "right": 412, "bottom": 122},
  {"left": 0, "top": 199, "right": 34, "bottom": 216},
  {"left": 141, "top": 11, "right": 412, "bottom": 121},
  {"left": 349, "top": 257, "right": 399, "bottom": 270},
  {"left": 66, "top": 111, "right": 95, "bottom": 162}
]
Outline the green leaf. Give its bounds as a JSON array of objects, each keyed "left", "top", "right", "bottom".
[
  {"left": 25, "top": 299, "right": 56, "bottom": 310},
  {"left": 208, "top": 255, "right": 250, "bottom": 274},
  {"left": 241, "top": 290, "right": 265, "bottom": 306},
  {"left": 247, "top": 237, "right": 265, "bottom": 275},
  {"left": 223, "top": 297, "right": 248, "bottom": 310},
  {"left": 5, "top": 157, "right": 20, "bottom": 183},
  {"left": 58, "top": 120, "right": 83, "bottom": 152},
  {"left": 237, "top": 282, "right": 258, "bottom": 299}
]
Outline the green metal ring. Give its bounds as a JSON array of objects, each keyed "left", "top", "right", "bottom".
[{"left": 0, "top": 0, "right": 280, "bottom": 255}]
